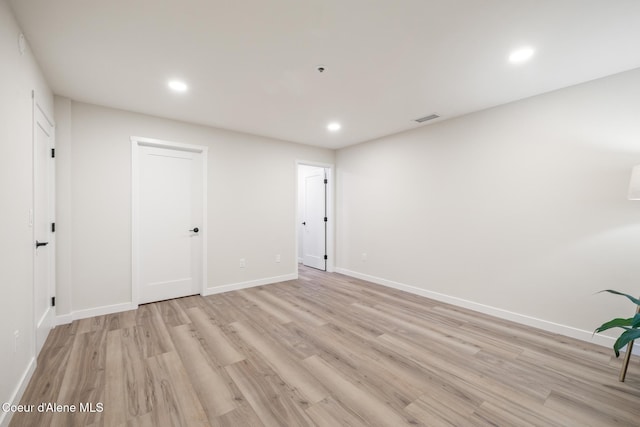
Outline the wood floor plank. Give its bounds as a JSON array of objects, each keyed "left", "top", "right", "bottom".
[
  {"left": 229, "top": 320, "right": 329, "bottom": 404},
  {"left": 12, "top": 265, "right": 640, "bottom": 427},
  {"left": 199, "top": 292, "right": 252, "bottom": 325},
  {"left": 146, "top": 351, "right": 211, "bottom": 427},
  {"left": 284, "top": 320, "right": 428, "bottom": 404},
  {"left": 119, "top": 326, "right": 155, "bottom": 420},
  {"left": 185, "top": 306, "right": 246, "bottom": 366},
  {"left": 75, "top": 314, "right": 107, "bottom": 335},
  {"left": 225, "top": 359, "right": 315, "bottom": 427},
  {"left": 9, "top": 325, "right": 75, "bottom": 427},
  {"left": 353, "top": 301, "right": 482, "bottom": 355},
  {"left": 543, "top": 390, "right": 638, "bottom": 427},
  {"left": 104, "top": 330, "right": 127, "bottom": 426},
  {"left": 125, "top": 412, "right": 154, "bottom": 427},
  {"left": 234, "top": 309, "right": 324, "bottom": 361},
  {"left": 405, "top": 395, "right": 476, "bottom": 427},
  {"left": 303, "top": 354, "right": 422, "bottom": 426},
  {"left": 474, "top": 399, "right": 579, "bottom": 427},
  {"left": 50, "top": 329, "right": 107, "bottom": 427},
  {"left": 133, "top": 305, "right": 175, "bottom": 357},
  {"left": 168, "top": 324, "right": 237, "bottom": 419},
  {"left": 161, "top": 350, "right": 213, "bottom": 427},
  {"left": 237, "top": 290, "right": 293, "bottom": 324},
  {"left": 156, "top": 298, "right": 192, "bottom": 327},
  {"left": 305, "top": 397, "right": 370, "bottom": 427},
  {"left": 254, "top": 288, "right": 327, "bottom": 327},
  {"left": 143, "top": 354, "right": 194, "bottom": 427},
  {"left": 377, "top": 331, "right": 547, "bottom": 409},
  {"left": 107, "top": 309, "right": 137, "bottom": 331},
  {"left": 215, "top": 406, "right": 265, "bottom": 427}
]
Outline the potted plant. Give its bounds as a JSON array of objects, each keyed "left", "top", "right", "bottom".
[
  {"left": 595, "top": 290, "right": 640, "bottom": 381},
  {"left": 595, "top": 290, "right": 640, "bottom": 356}
]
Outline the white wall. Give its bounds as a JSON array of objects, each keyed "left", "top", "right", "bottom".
[
  {"left": 336, "top": 68, "right": 640, "bottom": 346},
  {"left": 0, "top": 0, "right": 53, "bottom": 424},
  {"left": 54, "top": 100, "right": 334, "bottom": 318}
]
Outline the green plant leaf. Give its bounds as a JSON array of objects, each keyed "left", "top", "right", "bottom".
[
  {"left": 613, "top": 329, "right": 640, "bottom": 358},
  {"left": 595, "top": 317, "right": 634, "bottom": 333},
  {"left": 599, "top": 290, "right": 640, "bottom": 306},
  {"left": 632, "top": 313, "right": 640, "bottom": 328}
]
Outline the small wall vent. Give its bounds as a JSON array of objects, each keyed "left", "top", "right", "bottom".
[{"left": 414, "top": 113, "right": 440, "bottom": 123}]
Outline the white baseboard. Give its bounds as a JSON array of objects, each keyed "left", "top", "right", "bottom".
[
  {"left": 56, "top": 302, "right": 137, "bottom": 325},
  {"left": 0, "top": 356, "right": 36, "bottom": 427},
  {"left": 36, "top": 306, "right": 54, "bottom": 355},
  {"left": 203, "top": 273, "right": 298, "bottom": 296},
  {"left": 55, "top": 273, "right": 300, "bottom": 324},
  {"left": 56, "top": 313, "right": 73, "bottom": 325},
  {"left": 334, "top": 267, "right": 636, "bottom": 355}
]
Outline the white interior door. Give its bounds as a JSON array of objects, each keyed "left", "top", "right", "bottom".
[
  {"left": 302, "top": 170, "right": 326, "bottom": 270},
  {"left": 135, "top": 143, "right": 204, "bottom": 304},
  {"left": 34, "top": 103, "right": 54, "bottom": 354}
]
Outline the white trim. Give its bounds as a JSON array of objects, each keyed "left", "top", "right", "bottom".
[
  {"left": 201, "top": 148, "right": 208, "bottom": 295},
  {"left": 32, "top": 94, "right": 56, "bottom": 357},
  {"left": 55, "top": 302, "right": 137, "bottom": 325},
  {"left": 54, "top": 97, "right": 73, "bottom": 319},
  {"left": 295, "top": 160, "right": 335, "bottom": 273},
  {"left": 130, "top": 135, "right": 204, "bottom": 153},
  {"left": 0, "top": 357, "right": 36, "bottom": 427},
  {"left": 335, "top": 267, "right": 639, "bottom": 354},
  {"left": 131, "top": 138, "right": 139, "bottom": 305},
  {"left": 131, "top": 136, "right": 208, "bottom": 305},
  {"left": 35, "top": 306, "right": 54, "bottom": 352},
  {"left": 55, "top": 313, "right": 73, "bottom": 325},
  {"left": 53, "top": 272, "right": 297, "bottom": 325},
  {"left": 35, "top": 101, "right": 55, "bottom": 127},
  {"left": 202, "top": 273, "right": 298, "bottom": 296}
]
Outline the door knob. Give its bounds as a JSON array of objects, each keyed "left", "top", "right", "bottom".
[
  {"left": 189, "top": 227, "right": 199, "bottom": 233},
  {"left": 36, "top": 240, "right": 49, "bottom": 248},
  {"left": 302, "top": 222, "right": 306, "bottom": 226}
]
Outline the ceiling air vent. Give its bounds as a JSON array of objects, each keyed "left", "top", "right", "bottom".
[{"left": 414, "top": 113, "right": 440, "bottom": 123}]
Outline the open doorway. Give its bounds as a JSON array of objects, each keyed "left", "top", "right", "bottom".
[{"left": 297, "top": 162, "right": 334, "bottom": 272}]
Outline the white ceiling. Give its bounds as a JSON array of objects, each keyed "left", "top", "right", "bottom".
[{"left": 9, "top": 0, "right": 640, "bottom": 149}]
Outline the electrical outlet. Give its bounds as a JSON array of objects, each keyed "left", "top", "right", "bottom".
[
  {"left": 275, "top": 254, "right": 281, "bottom": 263},
  {"left": 14, "top": 330, "right": 19, "bottom": 352},
  {"left": 239, "top": 258, "right": 246, "bottom": 268},
  {"left": 361, "top": 253, "right": 367, "bottom": 262}
]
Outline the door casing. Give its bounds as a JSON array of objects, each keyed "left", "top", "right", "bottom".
[
  {"left": 302, "top": 167, "right": 327, "bottom": 270},
  {"left": 296, "top": 160, "right": 335, "bottom": 273},
  {"left": 131, "top": 136, "right": 208, "bottom": 305},
  {"left": 33, "top": 97, "right": 55, "bottom": 355}
]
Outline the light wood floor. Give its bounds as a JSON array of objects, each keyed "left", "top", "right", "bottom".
[{"left": 10, "top": 266, "right": 640, "bottom": 426}]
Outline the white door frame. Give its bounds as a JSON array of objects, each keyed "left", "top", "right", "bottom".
[
  {"left": 33, "top": 95, "right": 55, "bottom": 355},
  {"left": 131, "top": 136, "right": 208, "bottom": 306},
  {"left": 296, "top": 160, "right": 335, "bottom": 273}
]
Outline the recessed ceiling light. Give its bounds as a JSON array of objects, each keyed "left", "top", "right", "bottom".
[
  {"left": 327, "top": 122, "right": 341, "bottom": 132},
  {"left": 168, "top": 80, "right": 188, "bottom": 92},
  {"left": 508, "top": 47, "right": 535, "bottom": 64}
]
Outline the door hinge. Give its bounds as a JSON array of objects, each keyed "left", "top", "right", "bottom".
[
  {"left": 324, "top": 217, "right": 328, "bottom": 222},
  {"left": 51, "top": 297, "right": 56, "bottom": 307},
  {"left": 324, "top": 255, "right": 328, "bottom": 260},
  {"left": 51, "top": 222, "right": 56, "bottom": 233},
  {"left": 51, "top": 148, "right": 55, "bottom": 158},
  {"left": 324, "top": 178, "right": 328, "bottom": 184}
]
